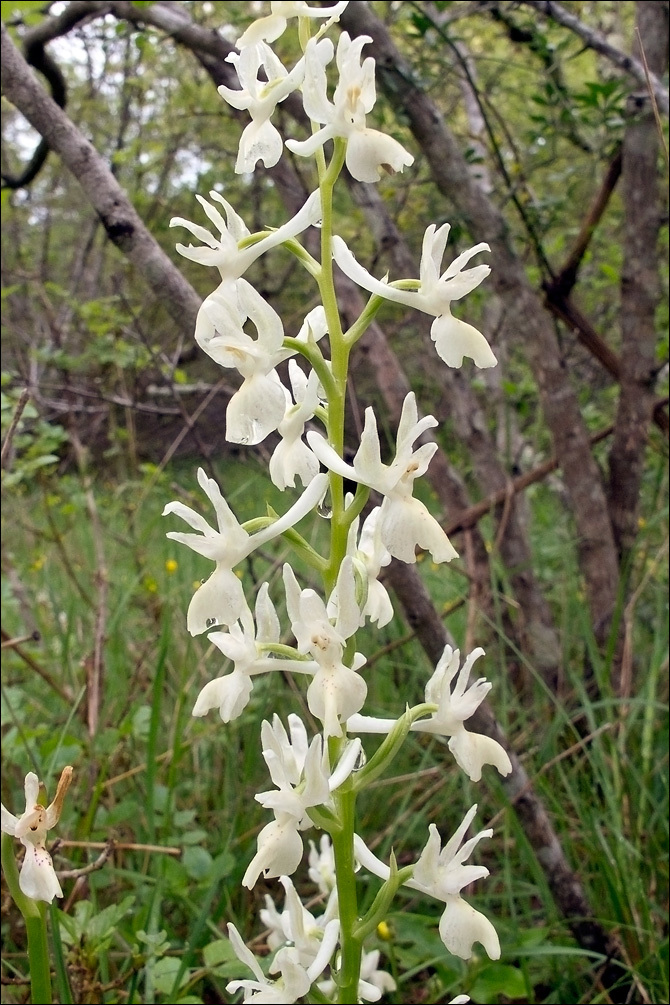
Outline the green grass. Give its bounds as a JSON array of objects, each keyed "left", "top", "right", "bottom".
[{"left": 1, "top": 455, "right": 668, "bottom": 1004}]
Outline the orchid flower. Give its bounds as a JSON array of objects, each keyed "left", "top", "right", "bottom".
[
  {"left": 171, "top": 188, "right": 320, "bottom": 281},
  {"left": 191, "top": 585, "right": 312, "bottom": 722},
  {"left": 226, "top": 919, "right": 340, "bottom": 1004},
  {"left": 348, "top": 646, "right": 513, "bottom": 782},
  {"left": 260, "top": 875, "right": 340, "bottom": 969},
  {"left": 1, "top": 767, "right": 73, "bottom": 903},
  {"left": 308, "top": 392, "right": 458, "bottom": 564},
  {"left": 286, "top": 33, "right": 414, "bottom": 183},
  {"left": 243, "top": 714, "right": 361, "bottom": 886},
  {"left": 218, "top": 43, "right": 309, "bottom": 173},
  {"left": 333, "top": 224, "right": 496, "bottom": 368},
  {"left": 414, "top": 646, "right": 512, "bottom": 781},
  {"left": 269, "top": 360, "right": 324, "bottom": 489},
  {"left": 236, "top": 0, "right": 350, "bottom": 50},
  {"left": 283, "top": 560, "right": 368, "bottom": 736},
  {"left": 196, "top": 280, "right": 290, "bottom": 444},
  {"left": 163, "top": 468, "right": 327, "bottom": 634},
  {"left": 329, "top": 506, "right": 393, "bottom": 627},
  {"left": 354, "top": 805, "right": 501, "bottom": 961}
]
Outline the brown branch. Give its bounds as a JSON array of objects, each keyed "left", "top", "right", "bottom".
[
  {"left": 0, "top": 387, "right": 31, "bottom": 469},
  {"left": 517, "top": 0, "right": 669, "bottom": 115},
  {"left": 546, "top": 146, "right": 623, "bottom": 299},
  {"left": 445, "top": 423, "right": 614, "bottom": 535},
  {"left": 0, "top": 21, "right": 201, "bottom": 337},
  {"left": 1, "top": 626, "right": 74, "bottom": 704}
]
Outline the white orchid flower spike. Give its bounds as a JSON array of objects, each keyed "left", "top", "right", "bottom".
[
  {"left": 308, "top": 391, "right": 458, "bottom": 564},
  {"left": 333, "top": 223, "right": 496, "bottom": 368},
  {"left": 163, "top": 468, "right": 327, "bottom": 634},
  {"left": 1, "top": 767, "right": 73, "bottom": 903}
]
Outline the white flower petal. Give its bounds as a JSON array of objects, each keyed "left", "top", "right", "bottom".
[
  {"left": 345, "top": 128, "right": 414, "bottom": 183},
  {"left": 186, "top": 565, "right": 247, "bottom": 635},
  {"left": 438, "top": 897, "right": 501, "bottom": 960},
  {"left": 18, "top": 844, "right": 62, "bottom": 902},
  {"left": 192, "top": 671, "right": 253, "bottom": 722},
  {"left": 448, "top": 730, "right": 512, "bottom": 782},
  {"left": 226, "top": 371, "right": 289, "bottom": 445},
  {"left": 430, "top": 312, "right": 497, "bottom": 369}
]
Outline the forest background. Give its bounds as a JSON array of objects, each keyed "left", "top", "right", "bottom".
[{"left": 1, "top": 1, "right": 668, "bottom": 1003}]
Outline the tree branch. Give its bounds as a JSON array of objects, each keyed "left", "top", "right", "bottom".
[
  {"left": 517, "top": 0, "right": 669, "bottom": 115},
  {"left": 1, "top": 21, "right": 201, "bottom": 336}
]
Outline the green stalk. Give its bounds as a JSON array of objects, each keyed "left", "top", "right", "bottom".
[
  {"left": 330, "top": 782, "right": 363, "bottom": 1004},
  {"left": 317, "top": 139, "right": 350, "bottom": 593},
  {"left": 1, "top": 833, "right": 53, "bottom": 1003}
]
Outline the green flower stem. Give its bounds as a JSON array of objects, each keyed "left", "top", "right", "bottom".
[
  {"left": 273, "top": 235, "right": 322, "bottom": 277},
  {"left": 1, "top": 833, "right": 53, "bottom": 1004},
  {"left": 317, "top": 139, "right": 350, "bottom": 592},
  {"left": 330, "top": 781, "right": 363, "bottom": 1004}
]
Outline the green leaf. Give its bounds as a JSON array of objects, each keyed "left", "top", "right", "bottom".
[{"left": 470, "top": 963, "right": 526, "bottom": 1002}]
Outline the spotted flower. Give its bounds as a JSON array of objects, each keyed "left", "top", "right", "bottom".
[{"left": 1, "top": 768, "right": 73, "bottom": 903}]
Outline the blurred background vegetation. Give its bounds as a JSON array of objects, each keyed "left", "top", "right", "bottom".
[{"left": 1, "top": 1, "right": 668, "bottom": 1002}]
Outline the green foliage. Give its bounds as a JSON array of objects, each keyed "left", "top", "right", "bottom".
[
  {"left": 1, "top": 452, "right": 667, "bottom": 1003},
  {"left": 1, "top": 1, "right": 668, "bottom": 1001},
  {"left": 1, "top": 376, "right": 68, "bottom": 487}
]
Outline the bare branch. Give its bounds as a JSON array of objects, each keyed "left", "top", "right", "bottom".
[
  {"left": 0, "top": 22, "right": 201, "bottom": 337},
  {"left": 517, "top": 0, "right": 669, "bottom": 115}
]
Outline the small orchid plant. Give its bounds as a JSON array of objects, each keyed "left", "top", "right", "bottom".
[{"left": 165, "top": 3, "right": 511, "bottom": 1003}]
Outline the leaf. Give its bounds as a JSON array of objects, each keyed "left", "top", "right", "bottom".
[{"left": 470, "top": 963, "right": 527, "bottom": 1002}]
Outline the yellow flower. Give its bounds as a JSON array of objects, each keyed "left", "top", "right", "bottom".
[{"left": 165, "top": 559, "right": 178, "bottom": 574}]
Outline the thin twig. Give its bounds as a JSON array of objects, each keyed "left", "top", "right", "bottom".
[
  {"left": 636, "top": 26, "right": 668, "bottom": 165},
  {"left": 1, "top": 387, "right": 30, "bottom": 469},
  {"left": 69, "top": 430, "right": 109, "bottom": 738},
  {"left": 1, "top": 626, "right": 74, "bottom": 703}
]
